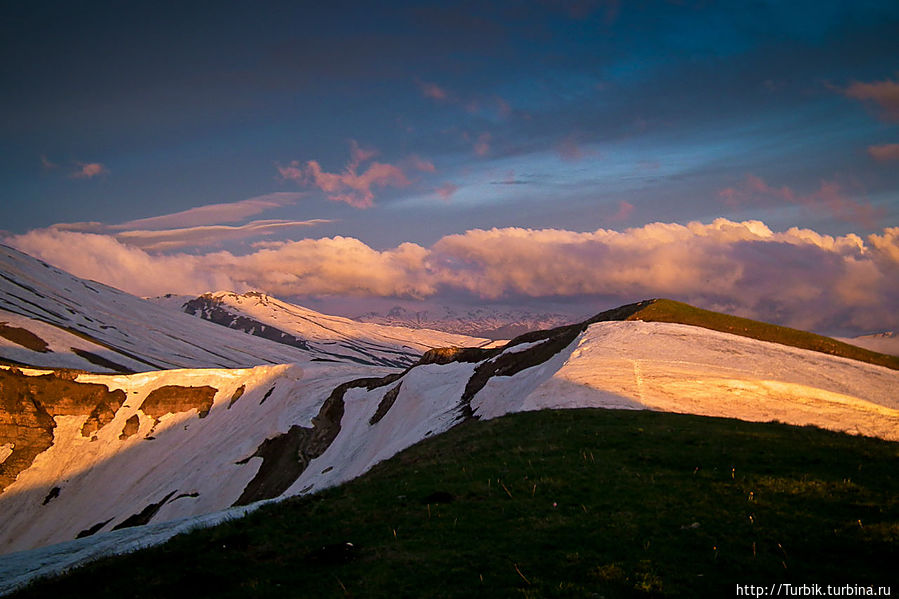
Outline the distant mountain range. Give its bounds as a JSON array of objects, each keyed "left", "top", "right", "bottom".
[
  {"left": 836, "top": 331, "right": 899, "bottom": 357},
  {"left": 354, "top": 304, "right": 574, "bottom": 339}
]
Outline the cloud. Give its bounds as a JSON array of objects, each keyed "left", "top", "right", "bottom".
[
  {"left": 278, "top": 141, "right": 432, "bottom": 208},
  {"left": 719, "top": 174, "right": 883, "bottom": 228},
  {"left": 608, "top": 200, "right": 634, "bottom": 223},
  {"left": 403, "top": 155, "right": 436, "bottom": 173},
  {"left": 40, "top": 155, "right": 57, "bottom": 170},
  {"left": 113, "top": 219, "right": 332, "bottom": 251},
  {"left": 7, "top": 219, "right": 898, "bottom": 334},
  {"left": 473, "top": 132, "right": 491, "bottom": 157},
  {"left": 435, "top": 183, "right": 459, "bottom": 201},
  {"left": 418, "top": 80, "right": 450, "bottom": 101},
  {"left": 43, "top": 193, "right": 318, "bottom": 250},
  {"left": 554, "top": 133, "right": 598, "bottom": 161},
  {"left": 71, "top": 162, "right": 108, "bottom": 179},
  {"left": 868, "top": 143, "right": 899, "bottom": 162},
  {"left": 114, "top": 192, "right": 305, "bottom": 230},
  {"left": 844, "top": 78, "right": 899, "bottom": 121}
]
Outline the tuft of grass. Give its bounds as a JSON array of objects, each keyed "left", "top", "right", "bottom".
[
  {"left": 13, "top": 408, "right": 898, "bottom": 598},
  {"left": 620, "top": 299, "right": 899, "bottom": 371}
]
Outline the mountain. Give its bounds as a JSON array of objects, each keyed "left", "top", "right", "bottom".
[
  {"left": 0, "top": 245, "right": 483, "bottom": 373},
  {"left": 0, "top": 245, "right": 312, "bottom": 372},
  {"left": 836, "top": 331, "right": 899, "bottom": 357},
  {"left": 2, "top": 294, "right": 897, "bottom": 592},
  {"left": 160, "top": 291, "right": 494, "bottom": 368},
  {"left": 354, "top": 303, "right": 573, "bottom": 339}
]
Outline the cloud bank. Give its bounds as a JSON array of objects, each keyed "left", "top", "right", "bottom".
[{"left": 6, "top": 219, "right": 898, "bottom": 334}]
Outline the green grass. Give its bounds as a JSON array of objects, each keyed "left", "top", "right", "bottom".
[
  {"left": 14, "top": 409, "right": 899, "bottom": 598},
  {"left": 619, "top": 299, "right": 899, "bottom": 371}
]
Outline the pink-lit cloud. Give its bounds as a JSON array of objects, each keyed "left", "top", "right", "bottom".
[
  {"left": 71, "top": 162, "right": 108, "bottom": 179},
  {"left": 279, "top": 141, "right": 433, "bottom": 208},
  {"left": 43, "top": 192, "right": 317, "bottom": 250},
  {"left": 7, "top": 219, "right": 899, "bottom": 333},
  {"left": 719, "top": 174, "right": 883, "bottom": 228},
  {"left": 404, "top": 155, "right": 436, "bottom": 173},
  {"left": 868, "top": 143, "right": 899, "bottom": 162},
  {"left": 40, "top": 155, "right": 57, "bottom": 170},
  {"left": 113, "top": 192, "right": 305, "bottom": 230},
  {"left": 113, "top": 219, "right": 332, "bottom": 251},
  {"left": 435, "top": 183, "right": 459, "bottom": 201},
  {"left": 418, "top": 80, "right": 449, "bottom": 101},
  {"left": 555, "top": 133, "right": 598, "bottom": 161},
  {"left": 844, "top": 78, "right": 899, "bottom": 121},
  {"left": 607, "top": 200, "right": 634, "bottom": 223},
  {"left": 473, "top": 132, "right": 491, "bottom": 157}
]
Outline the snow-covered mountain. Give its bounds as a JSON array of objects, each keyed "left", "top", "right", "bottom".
[
  {"left": 0, "top": 245, "right": 485, "bottom": 373},
  {"left": 354, "top": 304, "right": 574, "bottom": 339},
  {"left": 837, "top": 331, "right": 899, "bottom": 357},
  {"left": 2, "top": 301, "right": 898, "bottom": 591},
  {"left": 160, "top": 291, "right": 494, "bottom": 368}
]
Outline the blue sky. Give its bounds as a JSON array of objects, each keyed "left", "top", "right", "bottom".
[{"left": 2, "top": 0, "right": 898, "bottom": 333}]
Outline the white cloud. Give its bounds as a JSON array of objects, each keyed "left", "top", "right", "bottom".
[{"left": 6, "top": 218, "right": 898, "bottom": 334}]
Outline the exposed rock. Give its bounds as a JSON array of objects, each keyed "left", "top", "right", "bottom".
[
  {"left": 80, "top": 393, "right": 125, "bottom": 438},
  {"left": 70, "top": 348, "right": 134, "bottom": 374},
  {"left": 0, "top": 369, "right": 126, "bottom": 493},
  {"left": 227, "top": 385, "right": 245, "bottom": 409},
  {"left": 112, "top": 491, "right": 178, "bottom": 530},
  {"left": 233, "top": 373, "right": 401, "bottom": 506},
  {"left": 118, "top": 414, "right": 140, "bottom": 440},
  {"left": 183, "top": 295, "right": 312, "bottom": 352},
  {"left": 259, "top": 386, "right": 275, "bottom": 405},
  {"left": 418, "top": 346, "right": 499, "bottom": 366},
  {"left": 369, "top": 382, "right": 402, "bottom": 425},
  {"left": 139, "top": 385, "right": 218, "bottom": 426},
  {"left": 42, "top": 486, "right": 60, "bottom": 505},
  {"left": 459, "top": 322, "right": 586, "bottom": 420},
  {"left": 75, "top": 518, "right": 113, "bottom": 539},
  {"left": 0, "top": 323, "right": 49, "bottom": 352}
]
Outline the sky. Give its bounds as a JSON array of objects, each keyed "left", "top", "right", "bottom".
[{"left": 2, "top": 0, "right": 898, "bottom": 335}]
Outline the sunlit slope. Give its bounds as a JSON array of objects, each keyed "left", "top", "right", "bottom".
[{"left": 613, "top": 298, "right": 899, "bottom": 370}]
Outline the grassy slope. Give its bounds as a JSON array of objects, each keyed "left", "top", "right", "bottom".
[
  {"left": 15, "top": 409, "right": 898, "bottom": 598},
  {"left": 616, "top": 299, "right": 899, "bottom": 371}
]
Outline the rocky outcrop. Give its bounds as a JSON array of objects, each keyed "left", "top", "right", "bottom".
[
  {"left": 227, "top": 385, "right": 245, "bottom": 409},
  {"left": 369, "top": 382, "right": 402, "bottom": 425},
  {"left": 0, "top": 369, "right": 126, "bottom": 493},
  {"left": 233, "top": 373, "right": 401, "bottom": 506},
  {"left": 139, "top": 385, "right": 218, "bottom": 426},
  {"left": 0, "top": 323, "right": 49, "bottom": 352},
  {"left": 118, "top": 414, "right": 140, "bottom": 440}
]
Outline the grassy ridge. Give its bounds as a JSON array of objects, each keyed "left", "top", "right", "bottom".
[
  {"left": 620, "top": 299, "right": 899, "bottom": 371},
  {"left": 15, "top": 409, "right": 898, "bottom": 598}
]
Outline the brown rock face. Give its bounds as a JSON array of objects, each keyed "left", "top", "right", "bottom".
[
  {"left": 0, "top": 369, "right": 126, "bottom": 494},
  {"left": 138, "top": 385, "right": 218, "bottom": 425},
  {"left": 0, "top": 323, "right": 49, "bottom": 353},
  {"left": 118, "top": 414, "right": 140, "bottom": 440}
]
